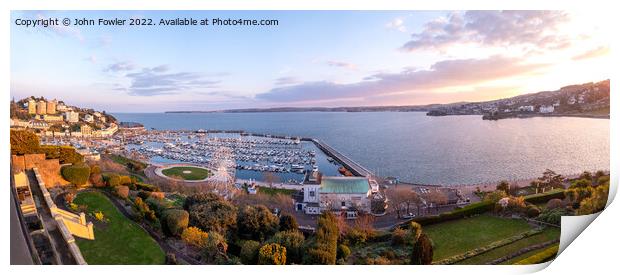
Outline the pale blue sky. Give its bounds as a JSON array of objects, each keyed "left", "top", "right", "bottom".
[{"left": 10, "top": 10, "right": 609, "bottom": 112}]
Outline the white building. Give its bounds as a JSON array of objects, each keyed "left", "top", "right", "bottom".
[
  {"left": 83, "top": 114, "right": 94, "bottom": 123},
  {"left": 539, "top": 105, "right": 555, "bottom": 113},
  {"left": 296, "top": 172, "right": 373, "bottom": 218},
  {"left": 64, "top": 111, "right": 79, "bottom": 123},
  {"left": 518, "top": 105, "right": 534, "bottom": 112}
]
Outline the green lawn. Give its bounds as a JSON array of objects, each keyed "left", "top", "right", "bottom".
[
  {"left": 457, "top": 227, "right": 560, "bottom": 265},
  {"left": 162, "top": 166, "right": 211, "bottom": 180},
  {"left": 74, "top": 191, "right": 165, "bottom": 264},
  {"left": 257, "top": 186, "right": 297, "bottom": 196},
  {"left": 424, "top": 215, "right": 533, "bottom": 261}
]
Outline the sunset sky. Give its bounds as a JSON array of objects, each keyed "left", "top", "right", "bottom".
[{"left": 10, "top": 10, "right": 611, "bottom": 112}]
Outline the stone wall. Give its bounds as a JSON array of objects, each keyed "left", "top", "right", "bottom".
[{"left": 12, "top": 154, "right": 69, "bottom": 187}]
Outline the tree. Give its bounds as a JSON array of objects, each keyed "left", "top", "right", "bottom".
[
  {"left": 268, "top": 230, "right": 305, "bottom": 264},
  {"left": 258, "top": 243, "right": 286, "bottom": 265},
  {"left": 263, "top": 172, "right": 280, "bottom": 188},
  {"left": 239, "top": 240, "right": 261, "bottom": 264},
  {"left": 181, "top": 226, "right": 209, "bottom": 249},
  {"left": 535, "top": 169, "right": 565, "bottom": 193},
  {"left": 106, "top": 173, "right": 121, "bottom": 187},
  {"left": 161, "top": 209, "right": 189, "bottom": 237},
  {"left": 237, "top": 205, "right": 279, "bottom": 241},
  {"left": 303, "top": 212, "right": 338, "bottom": 264},
  {"left": 411, "top": 233, "right": 433, "bottom": 265},
  {"left": 386, "top": 188, "right": 417, "bottom": 218},
  {"left": 278, "top": 214, "right": 299, "bottom": 232},
  {"left": 61, "top": 163, "right": 91, "bottom": 187},
  {"left": 10, "top": 130, "right": 40, "bottom": 155},
  {"left": 187, "top": 193, "right": 237, "bottom": 234}
]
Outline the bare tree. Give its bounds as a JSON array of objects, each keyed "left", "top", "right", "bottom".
[{"left": 424, "top": 190, "right": 448, "bottom": 214}]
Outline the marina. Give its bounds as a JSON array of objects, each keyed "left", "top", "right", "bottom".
[{"left": 119, "top": 130, "right": 354, "bottom": 183}]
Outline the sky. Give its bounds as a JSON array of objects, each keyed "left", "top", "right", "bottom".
[{"left": 10, "top": 10, "right": 611, "bottom": 112}]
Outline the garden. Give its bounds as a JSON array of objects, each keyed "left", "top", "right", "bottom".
[{"left": 73, "top": 191, "right": 166, "bottom": 264}]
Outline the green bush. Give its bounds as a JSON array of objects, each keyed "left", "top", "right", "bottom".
[
  {"left": 237, "top": 205, "right": 279, "bottom": 241},
  {"left": 161, "top": 209, "right": 189, "bottom": 237},
  {"left": 105, "top": 174, "right": 121, "bottom": 187},
  {"left": 279, "top": 214, "right": 299, "bottom": 232},
  {"left": 61, "top": 163, "right": 91, "bottom": 187},
  {"left": 258, "top": 243, "right": 286, "bottom": 265},
  {"left": 526, "top": 205, "right": 541, "bottom": 218},
  {"left": 515, "top": 245, "right": 559, "bottom": 265},
  {"left": 537, "top": 208, "right": 572, "bottom": 225},
  {"left": 239, "top": 240, "right": 261, "bottom": 264},
  {"left": 268, "top": 230, "right": 305, "bottom": 264}
]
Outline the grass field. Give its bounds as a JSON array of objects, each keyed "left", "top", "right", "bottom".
[
  {"left": 74, "top": 191, "right": 165, "bottom": 264},
  {"left": 457, "top": 227, "right": 560, "bottom": 265},
  {"left": 162, "top": 166, "right": 211, "bottom": 180},
  {"left": 424, "top": 215, "right": 533, "bottom": 261},
  {"left": 257, "top": 186, "right": 297, "bottom": 196}
]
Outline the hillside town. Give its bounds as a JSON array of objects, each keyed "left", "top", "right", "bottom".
[
  {"left": 426, "top": 80, "right": 610, "bottom": 119},
  {"left": 10, "top": 97, "right": 119, "bottom": 138}
]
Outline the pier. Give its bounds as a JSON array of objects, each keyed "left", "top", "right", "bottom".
[{"left": 311, "top": 138, "right": 374, "bottom": 178}]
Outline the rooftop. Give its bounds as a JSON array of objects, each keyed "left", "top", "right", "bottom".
[{"left": 320, "top": 176, "right": 370, "bottom": 194}]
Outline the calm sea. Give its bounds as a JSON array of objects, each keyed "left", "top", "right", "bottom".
[{"left": 112, "top": 112, "right": 610, "bottom": 185}]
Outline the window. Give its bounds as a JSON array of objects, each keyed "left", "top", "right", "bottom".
[
  {"left": 341, "top": 201, "right": 346, "bottom": 207},
  {"left": 309, "top": 191, "right": 315, "bottom": 197}
]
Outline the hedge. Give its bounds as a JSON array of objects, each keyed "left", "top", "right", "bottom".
[
  {"left": 523, "top": 189, "right": 565, "bottom": 204},
  {"left": 514, "top": 245, "right": 559, "bottom": 265},
  {"left": 397, "top": 200, "right": 495, "bottom": 228},
  {"left": 39, "top": 145, "right": 84, "bottom": 164},
  {"left": 433, "top": 228, "right": 544, "bottom": 265}
]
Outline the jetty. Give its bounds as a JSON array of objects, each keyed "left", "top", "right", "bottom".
[{"left": 310, "top": 138, "right": 374, "bottom": 178}]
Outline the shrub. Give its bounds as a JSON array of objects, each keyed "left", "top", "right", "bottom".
[
  {"left": 391, "top": 227, "right": 408, "bottom": 245},
  {"left": 483, "top": 190, "right": 508, "bottom": 203},
  {"left": 137, "top": 191, "right": 152, "bottom": 200},
  {"left": 526, "top": 205, "right": 541, "bottom": 218},
  {"left": 239, "top": 240, "right": 261, "bottom": 264},
  {"left": 115, "top": 185, "right": 129, "bottom": 199},
  {"left": 106, "top": 174, "right": 121, "bottom": 187},
  {"left": 61, "top": 163, "right": 91, "bottom": 187},
  {"left": 186, "top": 193, "right": 237, "bottom": 234},
  {"left": 303, "top": 212, "right": 338, "bottom": 264},
  {"left": 90, "top": 172, "right": 104, "bottom": 187},
  {"left": 181, "top": 226, "right": 209, "bottom": 249},
  {"left": 345, "top": 228, "right": 367, "bottom": 245},
  {"left": 523, "top": 189, "right": 565, "bottom": 204},
  {"left": 279, "top": 214, "right": 299, "bottom": 232},
  {"left": 133, "top": 197, "right": 157, "bottom": 222},
  {"left": 337, "top": 244, "right": 351, "bottom": 260},
  {"left": 546, "top": 198, "right": 563, "bottom": 210},
  {"left": 537, "top": 208, "right": 571, "bottom": 225},
  {"left": 237, "top": 205, "right": 279, "bottom": 241},
  {"left": 258, "top": 243, "right": 286, "bottom": 265},
  {"left": 268, "top": 230, "right": 305, "bottom": 264},
  {"left": 161, "top": 209, "right": 189, "bottom": 237}
]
